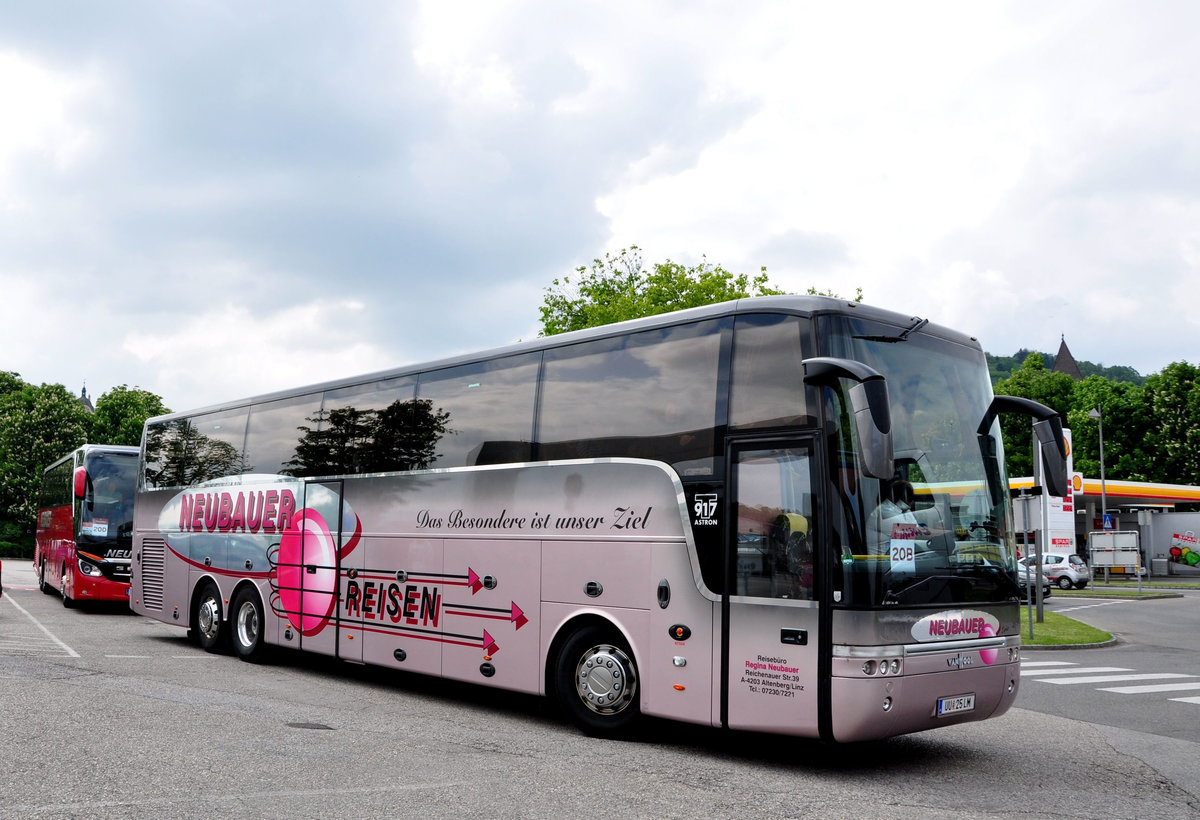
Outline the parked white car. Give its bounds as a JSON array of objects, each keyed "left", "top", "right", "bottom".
[{"left": 1021, "top": 552, "right": 1090, "bottom": 590}]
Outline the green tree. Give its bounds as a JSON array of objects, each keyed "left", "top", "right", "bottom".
[
  {"left": 1066, "top": 376, "right": 1153, "bottom": 482},
  {"left": 1142, "top": 361, "right": 1200, "bottom": 485},
  {"left": 91, "top": 385, "right": 170, "bottom": 446},
  {"left": 0, "top": 382, "right": 92, "bottom": 532},
  {"left": 0, "top": 371, "right": 25, "bottom": 399},
  {"left": 993, "top": 354, "right": 1076, "bottom": 478},
  {"left": 538, "top": 246, "right": 858, "bottom": 336}
]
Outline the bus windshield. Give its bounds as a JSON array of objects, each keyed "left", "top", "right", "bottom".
[
  {"left": 822, "top": 315, "right": 1019, "bottom": 608},
  {"left": 79, "top": 452, "right": 137, "bottom": 544}
]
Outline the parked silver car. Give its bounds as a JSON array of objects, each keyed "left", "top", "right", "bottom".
[{"left": 1021, "top": 552, "right": 1090, "bottom": 590}]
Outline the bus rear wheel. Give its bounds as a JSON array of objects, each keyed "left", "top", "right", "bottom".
[
  {"left": 554, "top": 624, "right": 640, "bottom": 737},
  {"left": 61, "top": 566, "right": 75, "bottom": 609},
  {"left": 193, "top": 580, "right": 226, "bottom": 653},
  {"left": 38, "top": 561, "right": 52, "bottom": 595},
  {"left": 230, "top": 586, "right": 267, "bottom": 663}
]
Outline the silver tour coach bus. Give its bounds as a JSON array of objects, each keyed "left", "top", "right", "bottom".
[{"left": 130, "top": 295, "right": 1065, "bottom": 741}]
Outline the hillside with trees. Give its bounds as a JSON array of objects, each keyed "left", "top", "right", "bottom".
[{"left": 987, "top": 350, "right": 1145, "bottom": 386}]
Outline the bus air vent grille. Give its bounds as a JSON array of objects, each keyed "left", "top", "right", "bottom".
[{"left": 140, "top": 537, "right": 167, "bottom": 611}]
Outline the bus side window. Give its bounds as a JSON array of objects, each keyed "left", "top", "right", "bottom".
[
  {"left": 142, "top": 413, "right": 247, "bottom": 490},
  {"left": 417, "top": 353, "right": 539, "bottom": 469},
  {"left": 318, "top": 376, "right": 417, "bottom": 474},
  {"left": 730, "top": 314, "right": 816, "bottom": 430},
  {"left": 538, "top": 319, "right": 725, "bottom": 476},
  {"left": 244, "top": 392, "right": 325, "bottom": 477}
]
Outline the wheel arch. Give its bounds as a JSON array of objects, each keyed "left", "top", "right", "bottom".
[{"left": 543, "top": 610, "right": 643, "bottom": 700}]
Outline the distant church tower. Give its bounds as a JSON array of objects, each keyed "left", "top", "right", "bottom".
[
  {"left": 1052, "top": 336, "right": 1083, "bottom": 380},
  {"left": 79, "top": 383, "right": 95, "bottom": 413}
]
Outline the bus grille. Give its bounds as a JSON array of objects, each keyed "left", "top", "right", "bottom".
[{"left": 140, "top": 537, "right": 166, "bottom": 611}]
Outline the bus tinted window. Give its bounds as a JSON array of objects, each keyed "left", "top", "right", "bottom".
[
  {"left": 311, "top": 376, "right": 419, "bottom": 474},
  {"left": 82, "top": 452, "right": 138, "bottom": 540},
  {"left": 40, "top": 458, "right": 73, "bottom": 509},
  {"left": 538, "top": 319, "right": 725, "bottom": 476},
  {"left": 244, "top": 393, "right": 324, "bottom": 477},
  {"left": 142, "top": 408, "right": 248, "bottom": 490},
  {"left": 417, "top": 353, "right": 539, "bottom": 468},
  {"left": 730, "top": 314, "right": 815, "bottom": 429}
]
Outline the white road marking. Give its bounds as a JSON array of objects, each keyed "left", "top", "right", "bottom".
[{"left": 2, "top": 593, "right": 80, "bottom": 657}]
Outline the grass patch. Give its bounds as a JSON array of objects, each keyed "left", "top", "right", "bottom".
[{"left": 1019, "top": 610, "right": 1112, "bottom": 646}]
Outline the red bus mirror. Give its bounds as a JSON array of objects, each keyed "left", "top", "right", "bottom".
[{"left": 74, "top": 466, "right": 88, "bottom": 499}]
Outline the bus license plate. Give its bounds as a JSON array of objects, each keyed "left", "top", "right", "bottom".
[{"left": 937, "top": 694, "right": 975, "bottom": 716}]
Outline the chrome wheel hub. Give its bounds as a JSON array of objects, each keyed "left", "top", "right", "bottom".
[
  {"left": 237, "top": 601, "right": 258, "bottom": 647},
  {"left": 198, "top": 597, "right": 220, "bottom": 639},
  {"left": 575, "top": 644, "right": 637, "bottom": 715}
]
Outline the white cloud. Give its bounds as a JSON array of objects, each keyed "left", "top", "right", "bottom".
[
  {"left": 0, "top": 50, "right": 99, "bottom": 178},
  {"left": 122, "top": 300, "right": 394, "bottom": 411},
  {"left": 4, "top": 0, "right": 1200, "bottom": 413}
]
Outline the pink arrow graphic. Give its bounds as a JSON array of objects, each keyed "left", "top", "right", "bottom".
[
  {"left": 511, "top": 601, "right": 528, "bottom": 630},
  {"left": 468, "top": 567, "right": 483, "bottom": 595},
  {"left": 482, "top": 629, "right": 499, "bottom": 656}
]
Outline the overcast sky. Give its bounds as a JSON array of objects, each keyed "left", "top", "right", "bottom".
[{"left": 2, "top": 2, "right": 1198, "bottom": 413}]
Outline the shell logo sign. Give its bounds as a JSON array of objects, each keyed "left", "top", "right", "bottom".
[{"left": 1072, "top": 473, "right": 1084, "bottom": 494}]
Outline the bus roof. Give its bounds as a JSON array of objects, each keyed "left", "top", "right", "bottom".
[{"left": 147, "top": 294, "right": 982, "bottom": 423}]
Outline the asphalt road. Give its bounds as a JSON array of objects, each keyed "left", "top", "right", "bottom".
[{"left": 2, "top": 561, "right": 1198, "bottom": 819}]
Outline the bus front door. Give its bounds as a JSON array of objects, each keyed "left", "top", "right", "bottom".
[{"left": 723, "top": 442, "right": 822, "bottom": 735}]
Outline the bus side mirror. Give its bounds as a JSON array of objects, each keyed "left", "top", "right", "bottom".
[
  {"left": 73, "top": 466, "right": 88, "bottom": 500},
  {"left": 980, "top": 395, "right": 1068, "bottom": 498},
  {"left": 803, "top": 357, "right": 895, "bottom": 480},
  {"left": 1032, "top": 416, "right": 1069, "bottom": 498}
]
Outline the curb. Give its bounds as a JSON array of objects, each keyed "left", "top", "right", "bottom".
[{"left": 1020, "top": 636, "right": 1121, "bottom": 651}]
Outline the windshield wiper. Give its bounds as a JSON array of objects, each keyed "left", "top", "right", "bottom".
[{"left": 854, "top": 316, "right": 929, "bottom": 343}]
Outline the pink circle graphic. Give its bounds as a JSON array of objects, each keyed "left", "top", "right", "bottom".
[
  {"left": 979, "top": 623, "right": 998, "bottom": 665},
  {"left": 275, "top": 509, "right": 339, "bottom": 635}
]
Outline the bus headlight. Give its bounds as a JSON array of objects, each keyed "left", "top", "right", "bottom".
[{"left": 78, "top": 559, "right": 103, "bottom": 577}]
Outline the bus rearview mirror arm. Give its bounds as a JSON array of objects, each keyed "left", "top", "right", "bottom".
[
  {"left": 802, "top": 357, "right": 894, "bottom": 480},
  {"left": 979, "top": 395, "right": 1069, "bottom": 498}
]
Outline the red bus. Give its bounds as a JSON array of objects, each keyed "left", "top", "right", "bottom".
[
  {"left": 35, "top": 445, "right": 139, "bottom": 607},
  {"left": 131, "top": 296, "right": 1065, "bottom": 740}
]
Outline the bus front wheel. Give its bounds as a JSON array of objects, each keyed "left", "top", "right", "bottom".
[
  {"left": 230, "top": 586, "right": 267, "bottom": 663},
  {"left": 554, "top": 624, "right": 640, "bottom": 737},
  {"left": 193, "top": 581, "right": 226, "bottom": 653}
]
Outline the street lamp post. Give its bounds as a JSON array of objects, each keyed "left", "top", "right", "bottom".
[
  {"left": 1088, "top": 406, "right": 1108, "bottom": 582},
  {"left": 1087, "top": 406, "right": 1107, "bottom": 529}
]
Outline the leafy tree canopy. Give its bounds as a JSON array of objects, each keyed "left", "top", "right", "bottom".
[
  {"left": 91, "top": 385, "right": 171, "bottom": 447},
  {"left": 0, "top": 382, "right": 91, "bottom": 529},
  {"left": 539, "top": 246, "right": 860, "bottom": 336}
]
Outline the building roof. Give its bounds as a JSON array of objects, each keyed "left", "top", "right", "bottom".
[{"left": 1052, "top": 335, "right": 1083, "bottom": 380}]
